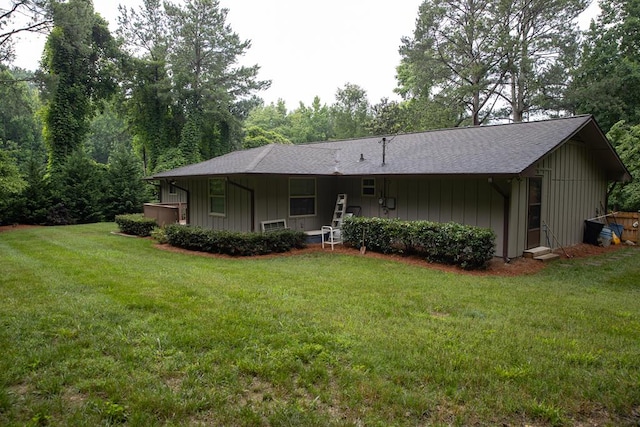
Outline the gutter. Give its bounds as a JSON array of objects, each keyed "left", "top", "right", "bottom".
[{"left": 489, "top": 178, "right": 510, "bottom": 263}]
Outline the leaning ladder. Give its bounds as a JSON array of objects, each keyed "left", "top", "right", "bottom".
[{"left": 322, "top": 194, "right": 347, "bottom": 249}]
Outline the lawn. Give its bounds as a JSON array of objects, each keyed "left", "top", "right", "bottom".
[{"left": 0, "top": 223, "right": 639, "bottom": 426}]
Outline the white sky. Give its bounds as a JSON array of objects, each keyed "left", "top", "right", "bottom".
[{"left": 5, "top": 0, "right": 600, "bottom": 109}]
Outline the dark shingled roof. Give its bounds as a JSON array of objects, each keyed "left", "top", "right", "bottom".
[{"left": 151, "top": 115, "right": 631, "bottom": 182}]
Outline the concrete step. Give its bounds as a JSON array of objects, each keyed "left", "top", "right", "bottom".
[
  {"left": 534, "top": 252, "right": 561, "bottom": 262},
  {"left": 523, "top": 246, "right": 552, "bottom": 258}
]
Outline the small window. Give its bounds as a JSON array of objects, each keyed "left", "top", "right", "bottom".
[
  {"left": 362, "top": 177, "right": 376, "bottom": 196},
  {"left": 209, "top": 178, "right": 226, "bottom": 216},
  {"left": 289, "top": 178, "right": 316, "bottom": 217},
  {"left": 169, "top": 183, "right": 177, "bottom": 195}
]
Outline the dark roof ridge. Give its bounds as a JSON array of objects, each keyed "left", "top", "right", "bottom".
[{"left": 298, "top": 115, "right": 594, "bottom": 147}]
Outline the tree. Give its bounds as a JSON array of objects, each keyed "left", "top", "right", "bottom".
[
  {"left": 331, "top": 83, "right": 371, "bottom": 139},
  {"left": 102, "top": 145, "right": 150, "bottom": 220},
  {"left": 40, "top": 0, "right": 122, "bottom": 169},
  {"left": 288, "top": 97, "right": 333, "bottom": 143},
  {"left": 0, "top": 67, "right": 44, "bottom": 167},
  {"left": 118, "top": 0, "right": 175, "bottom": 174},
  {"left": 607, "top": 121, "right": 640, "bottom": 211},
  {"left": 397, "top": 0, "right": 505, "bottom": 126},
  {"left": 0, "top": 0, "right": 51, "bottom": 64},
  {"left": 568, "top": 0, "right": 640, "bottom": 132},
  {"left": 47, "top": 148, "right": 106, "bottom": 224},
  {"left": 0, "top": 148, "right": 25, "bottom": 200},
  {"left": 499, "top": 0, "right": 587, "bottom": 121},
  {"left": 242, "top": 126, "right": 291, "bottom": 149},
  {"left": 165, "top": 0, "right": 270, "bottom": 156},
  {"left": 86, "top": 102, "right": 131, "bottom": 164},
  {"left": 398, "top": 0, "right": 587, "bottom": 124}
]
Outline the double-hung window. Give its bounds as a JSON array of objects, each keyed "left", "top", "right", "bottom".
[
  {"left": 289, "top": 178, "right": 316, "bottom": 217},
  {"left": 209, "top": 178, "right": 226, "bottom": 216},
  {"left": 362, "top": 177, "right": 376, "bottom": 196}
]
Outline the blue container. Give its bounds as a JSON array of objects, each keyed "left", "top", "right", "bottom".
[
  {"left": 609, "top": 223, "right": 624, "bottom": 239},
  {"left": 599, "top": 226, "right": 613, "bottom": 246}
]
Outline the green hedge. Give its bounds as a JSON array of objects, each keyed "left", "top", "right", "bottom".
[
  {"left": 115, "top": 214, "right": 157, "bottom": 237},
  {"left": 342, "top": 217, "right": 496, "bottom": 270},
  {"left": 164, "top": 224, "right": 307, "bottom": 256}
]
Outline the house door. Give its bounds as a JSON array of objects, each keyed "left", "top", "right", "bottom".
[{"left": 526, "top": 177, "right": 542, "bottom": 249}]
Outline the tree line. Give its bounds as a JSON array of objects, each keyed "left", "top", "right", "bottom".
[{"left": 1, "top": 0, "right": 639, "bottom": 226}]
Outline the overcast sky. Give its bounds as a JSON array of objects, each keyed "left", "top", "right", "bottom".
[{"left": 6, "top": 0, "right": 599, "bottom": 109}]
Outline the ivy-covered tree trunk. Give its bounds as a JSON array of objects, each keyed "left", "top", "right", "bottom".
[{"left": 40, "top": 0, "right": 120, "bottom": 170}]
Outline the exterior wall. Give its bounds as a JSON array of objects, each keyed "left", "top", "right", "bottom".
[
  {"left": 159, "top": 175, "right": 508, "bottom": 256},
  {"left": 508, "top": 139, "right": 609, "bottom": 258},
  {"left": 159, "top": 175, "right": 336, "bottom": 232},
  {"left": 334, "top": 176, "right": 507, "bottom": 256}
]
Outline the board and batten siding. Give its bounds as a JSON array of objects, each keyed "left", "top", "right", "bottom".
[
  {"left": 161, "top": 175, "right": 508, "bottom": 256},
  {"left": 160, "top": 175, "right": 335, "bottom": 232},
  {"left": 335, "top": 176, "right": 507, "bottom": 257},
  {"left": 508, "top": 139, "right": 608, "bottom": 258}
]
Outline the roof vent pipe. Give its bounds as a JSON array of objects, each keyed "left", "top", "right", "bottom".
[
  {"left": 380, "top": 137, "right": 388, "bottom": 166},
  {"left": 359, "top": 153, "right": 364, "bottom": 162}
]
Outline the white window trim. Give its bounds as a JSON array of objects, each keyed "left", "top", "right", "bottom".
[
  {"left": 208, "top": 178, "right": 226, "bottom": 217},
  {"left": 289, "top": 177, "right": 317, "bottom": 218},
  {"left": 362, "top": 177, "right": 376, "bottom": 197}
]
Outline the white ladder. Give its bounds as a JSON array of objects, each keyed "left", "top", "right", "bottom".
[{"left": 322, "top": 194, "right": 348, "bottom": 250}]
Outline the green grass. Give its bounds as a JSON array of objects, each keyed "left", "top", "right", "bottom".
[{"left": 0, "top": 223, "right": 639, "bottom": 426}]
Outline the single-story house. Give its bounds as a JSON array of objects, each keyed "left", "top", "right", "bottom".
[{"left": 146, "top": 115, "right": 631, "bottom": 260}]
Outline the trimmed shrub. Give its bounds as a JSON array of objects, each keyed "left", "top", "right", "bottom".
[
  {"left": 115, "top": 214, "right": 157, "bottom": 237},
  {"left": 342, "top": 217, "right": 495, "bottom": 270},
  {"left": 164, "top": 224, "right": 307, "bottom": 256}
]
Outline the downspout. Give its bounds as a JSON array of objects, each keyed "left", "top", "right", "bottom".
[
  {"left": 228, "top": 180, "right": 256, "bottom": 232},
  {"left": 489, "top": 178, "right": 510, "bottom": 263},
  {"left": 168, "top": 180, "right": 190, "bottom": 225}
]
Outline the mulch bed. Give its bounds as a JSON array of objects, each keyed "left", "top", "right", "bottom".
[{"left": 156, "top": 241, "right": 633, "bottom": 277}]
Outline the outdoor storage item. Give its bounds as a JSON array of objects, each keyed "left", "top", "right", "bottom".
[
  {"left": 584, "top": 220, "right": 604, "bottom": 245},
  {"left": 599, "top": 226, "right": 613, "bottom": 247},
  {"left": 608, "top": 223, "right": 624, "bottom": 240}
]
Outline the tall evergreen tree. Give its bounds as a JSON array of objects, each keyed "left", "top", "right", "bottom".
[
  {"left": 397, "top": 0, "right": 504, "bottom": 126},
  {"left": 331, "top": 83, "right": 371, "bottom": 139},
  {"left": 398, "top": 0, "right": 587, "bottom": 124},
  {"left": 118, "top": 0, "right": 175, "bottom": 174},
  {"left": 165, "top": 0, "right": 270, "bottom": 157},
  {"left": 499, "top": 0, "right": 587, "bottom": 121}
]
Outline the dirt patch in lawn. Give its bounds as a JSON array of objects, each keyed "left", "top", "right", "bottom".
[
  {"left": 0, "top": 224, "right": 42, "bottom": 233},
  {"left": 156, "top": 241, "right": 633, "bottom": 277}
]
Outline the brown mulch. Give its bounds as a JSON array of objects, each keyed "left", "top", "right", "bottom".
[
  {"left": 156, "top": 240, "right": 634, "bottom": 277},
  {"left": 1, "top": 224, "right": 633, "bottom": 277},
  {"left": 0, "top": 224, "right": 42, "bottom": 233}
]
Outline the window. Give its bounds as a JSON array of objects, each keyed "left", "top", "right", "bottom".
[
  {"left": 209, "top": 178, "right": 226, "bottom": 216},
  {"left": 362, "top": 177, "right": 376, "bottom": 196},
  {"left": 289, "top": 178, "right": 316, "bottom": 217},
  {"left": 169, "top": 183, "right": 177, "bottom": 195}
]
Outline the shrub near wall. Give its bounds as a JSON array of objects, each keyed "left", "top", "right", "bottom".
[
  {"left": 164, "top": 224, "right": 307, "bottom": 256},
  {"left": 115, "top": 214, "right": 157, "bottom": 237},
  {"left": 342, "top": 217, "right": 495, "bottom": 270}
]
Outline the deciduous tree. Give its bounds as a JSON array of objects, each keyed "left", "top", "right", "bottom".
[
  {"left": 568, "top": 0, "right": 640, "bottom": 132},
  {"left": 331, "top": 83, "right": 371, "bottom": 139}
]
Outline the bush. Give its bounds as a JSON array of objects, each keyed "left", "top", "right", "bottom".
[
  {"left": 115, "top": 214, "right": 157, "bottom": 237},
  {"left": 164, "top": 224, "right": 307, "bottom": 256},
  {"left": 342, "top": 217, "right": 495, "bottom": 270}
]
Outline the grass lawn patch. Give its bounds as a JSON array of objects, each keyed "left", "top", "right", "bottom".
[{"left": 1, "top": 223, "right": 639, "bottom": 426}]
